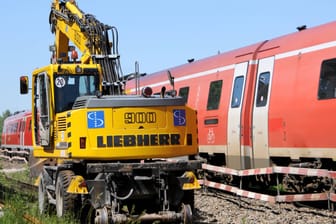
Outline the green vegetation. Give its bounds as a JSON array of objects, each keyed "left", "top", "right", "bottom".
[
  {"left": 0, "top": 165, "right": 78, "bottom": 223},
  {"left": 0, "top": 194, "right": 78, "bottom": 224},
  {"left": 269, "top": 184, "right": 286, "bottom": 193},
  {"left": 0, "top": 110, "right": 11, "bottom": 145},
  {"left": 5, "top": 165, "right": 33, "bottom": 185}
]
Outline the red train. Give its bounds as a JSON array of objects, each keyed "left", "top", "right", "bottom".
[
  {"left": 1, "top": 110, "right": 32, "bottom": 162},
  {"left": 127, "top": 21, "right": 336, "bottom": 171}
]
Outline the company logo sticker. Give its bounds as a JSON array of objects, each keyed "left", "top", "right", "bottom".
[
  {"left": 173, "top": 109, "right": 186, "bottom": 126},
  {"left": 87, "top": 111, "right": 105, "bottom": 128}
]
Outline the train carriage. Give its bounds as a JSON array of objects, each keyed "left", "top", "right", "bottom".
[
  {"left": 127, "top": 21, "right": 336, "bottom": 170},
  {"left": 1, "top": 111, "right": 32, "bottom": 162}
]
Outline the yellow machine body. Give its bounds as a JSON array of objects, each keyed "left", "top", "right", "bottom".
[
  {"left": 20, "top": 2, "right": 202, "bottom": 222},
  {"left": 31, "top": 64, "right": 198, "bottom": 160}
]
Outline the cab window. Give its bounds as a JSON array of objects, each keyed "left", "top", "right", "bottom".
[
  {"left": 179, "top": 86, "right": 190, "bottom": 102},
  {"left": 207, "top": 80, "right": 223, "bottom": 110},
  {"left": 54, "top": 74, "right": 99, "bottom": 113},
  {"left": 318, "top": 58, "right": 336, "bottom": 100}
]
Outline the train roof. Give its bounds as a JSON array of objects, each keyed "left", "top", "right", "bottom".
[
  {"left": 3, "top": 110, "right": 32, "bottom": 123},
  {"left": 141, "top": 20, "right": 336, "bottom": 80}
]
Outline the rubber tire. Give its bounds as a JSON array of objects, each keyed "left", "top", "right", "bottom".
[
  {"left": 79, "top": 201, "right": 96, "bottom": 224},
  {"left": 38, "top": 173, "right": 48, "bottom": 214},
  {"left": 182, "top": 190, "right": 195, "bottom": 211},
  {"left": 56, "top": 170, "right": 76, "bottom": 217}
]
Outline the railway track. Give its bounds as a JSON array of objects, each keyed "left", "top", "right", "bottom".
[
  {"left": 1, "top": 160, "right": 336, "bottom": 224},
  {"left": 195, "top": 188, "right": 336, "bottom": 224}
]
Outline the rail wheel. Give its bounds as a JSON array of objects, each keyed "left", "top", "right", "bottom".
[
  {"left": 56, "top": 170, "right": 76, "bottom": 217},
  {"left": 95, "top": 207, "right": 109, "bottom": 224},
  {"left": 38, "top": 173, "right": 48, "bottom": 214},
  {"left": 181, "top": 203, "right": 193, "bottom": 224}
]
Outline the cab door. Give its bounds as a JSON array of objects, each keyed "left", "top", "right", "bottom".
[
  {"left": 227, "top": 62, "right": 248, "bottom": 169},
  {"left": 34, "top": 72, "right": 51, "bottom": 146},
  {"left": 252, "top": 56, "right": 274, "bottom": 168}
]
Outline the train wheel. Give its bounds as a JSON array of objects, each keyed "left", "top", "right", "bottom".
[
  {"left": 56, "top": 170, "right": 76, "bottom": 217},
  {"left": 181, "top": 203, "right": 193, "bottom": 224},
  {"left": 38, "top": 173, "right": 48, "bottom": 214}
]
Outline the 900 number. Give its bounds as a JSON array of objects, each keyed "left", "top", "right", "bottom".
[{"left": 124, "top": 112, "right": 156, "bottom": 124}]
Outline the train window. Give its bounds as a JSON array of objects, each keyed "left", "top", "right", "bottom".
[
  {"left": 256, "top": 72, "right": 270, "bottom": 107},
  {"left": 231, "top": 76, "right": 244, "bottom": 108},
  {"left": 11, "top": 122, "right": 18, "bottom": 133},
  {"left": 318, "top": 58, "right": 336, "bottom": 100},
  {"left": 207, "top": 80, "right": 223, "bottom": 110},
  {"left": 179, "top": 86, "right": 190, "bottom": 102},
  {"left": 15, "top": 122, "right": 18, "bottom": 133},
  {"left": 20, "top": 121, "right": 25, "bottom": 132}
]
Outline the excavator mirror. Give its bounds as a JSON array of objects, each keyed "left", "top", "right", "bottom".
[{"left": 20, "top": 76, "right": 29, "bottom": 94}]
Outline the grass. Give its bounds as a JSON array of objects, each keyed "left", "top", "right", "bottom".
[
  {"left": 0, "top": 193, "right": 78, "bottom": 224},
  {"left": 0, "top": 163, "right": 78, "bottom": 224},
  {"left": 0, "top": 162, "right": 157, "bottom": 223},
  {"left": 4, "top": 165, "right": 33, "bottom": 184}
]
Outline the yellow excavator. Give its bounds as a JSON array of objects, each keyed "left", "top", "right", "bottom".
[{"left": 20, "top": 0, "right": 201, "bottom": 223}]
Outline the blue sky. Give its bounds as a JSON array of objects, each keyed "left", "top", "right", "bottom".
[{"left": 0, "top": 0, "right": 335, "bottom": 113}]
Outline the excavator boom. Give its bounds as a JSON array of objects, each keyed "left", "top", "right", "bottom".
[{"left": 50, "top": 0, "right": 123, "bottom": 94}]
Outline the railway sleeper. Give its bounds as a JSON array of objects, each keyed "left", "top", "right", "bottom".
[{"left": 38, "top": 160, "right": 202, "bottom": 224}]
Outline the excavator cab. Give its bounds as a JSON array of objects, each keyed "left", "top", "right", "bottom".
[{"left": 54, "top": 73, "right": 100, "bottom": 113}]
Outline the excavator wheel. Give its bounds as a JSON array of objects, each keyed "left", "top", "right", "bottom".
[
  {"left": 56, "top": 170, "right": 76, "bottom": 217},
  {"left": 38, "top": 170, "right": 54, "bottom": 215},
  {"left": 38, "top": 173, "right": 48, "bottom": 214},
  {"left": 79, "top": 200, "right": 96, "bottom": 224}
]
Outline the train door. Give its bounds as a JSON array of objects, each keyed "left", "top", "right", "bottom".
[
  {"left": 252, "top": 56, "right": 274, "bottom": 168},
  {"left": 25, "top": 116, "right": 32, "bottom": 146},
  {"left": 19, "top": 119, "right": 25, "bottom": 146},
  {"left": 227, "top": 62, "right": 248, "bottom": 169}
]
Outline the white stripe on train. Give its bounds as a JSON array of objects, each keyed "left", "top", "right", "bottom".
[{"left": 129, "top": 40, "right": 336, "bottom": 93}]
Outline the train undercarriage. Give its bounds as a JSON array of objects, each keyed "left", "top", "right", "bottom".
[
  {"left": 280, "top": 158, "right": 333, "bottom": 194},
  {"left": 38, "top": 159, "right": 201, "bottom": 224},
  {"left": 201, "top": 153, "right": 334, "bottom": 195}
]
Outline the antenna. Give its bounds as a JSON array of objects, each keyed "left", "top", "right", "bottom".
[
  {"left": 167, "top": 70, "right": 175, "bottom": 90},
  {"left": 135, "top": 61, "right": 140, "bottom": 95},
  {"left": 167, "top": 70, "right": 177, "bottom": 97}
]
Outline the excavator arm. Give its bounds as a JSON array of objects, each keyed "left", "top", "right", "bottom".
[{"left": 49, "top": 0, "right": 123, "bottom": 95}]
